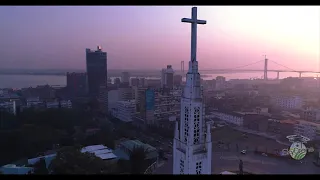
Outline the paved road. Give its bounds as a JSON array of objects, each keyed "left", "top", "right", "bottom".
[{"left": 154, "top": 151, "right": 320, "bottom": 174}]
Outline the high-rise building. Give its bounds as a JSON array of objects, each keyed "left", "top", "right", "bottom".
[
  {"left": 98, "top": 83, "right": 108, "bottom": 114},
  {"left": 118, "top": 83, "right": 133, "bottom": 101},
  {"left": 216, "top": 76, "right": 226, "bottom": 90},
  {"left": 114, "top": 78, "right": 121, "bottom": 87},
  {"left": 173, "top": 7, "right": 211, "bottom": 175},
  {"left": 173, "top": 75, "right": 183, "bottom": 87},
  {"left": 107, "top": 78, "right": 112, "bottom": 86},
  {"left": 137, "top": 88, "right": 155, "bottom": 124},
  {"left": 139, "top": 78, "right": 146, "bottom": 87},
  {"left": 161, "top": 69, "right": 166, "bottom": 88},
  {"left": 121, "top": 72, "right": 130, "bottom": 84},
  {"left": 115, "top": 100, "right": 136, "bottom": 122},
  {"left": 161, "top": 65, "right": 174, "bottom": 89},
  {"left": 131, "top": 78, "right": 139, "bottom": 87},
  {"left": 86, "top": 46, "right": 107, "bottom": 97},
  {"left": 66, "top": 72, "right": 87, "bottom": 97},
  {"left": 146, "top": 79, "right": 161, "bottom": 89}
]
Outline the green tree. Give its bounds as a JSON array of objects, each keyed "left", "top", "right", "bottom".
[
  {"left": 49, "top": 147, "right": 115, "bottom": 174},
  {"left": 33, "top": 158, "right": 48, "bottom": 174},
  {"left": 158, "top": 149, "right": 165, "bottom": 159},
  {"left": 18, "top": 125, "right": 61, "bottom": 157},
  {"left": 314, "top": 151, "right": 320, "bottom": 164},
  {"left": 0, "top": 109, "right": 18, "bottom": 130},
  {"left": 83, "top": 126, "right": 115, "bottom": 149},
  {"left": 239, "top": 159, "right": 243, "bottom": 175},
  {"left": 129, "top": 146, "right": 149, "bottom": 174}
]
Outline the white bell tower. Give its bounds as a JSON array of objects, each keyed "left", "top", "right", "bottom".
[{"left": 172, "top": 7, "right": 212, "bottom": 175}]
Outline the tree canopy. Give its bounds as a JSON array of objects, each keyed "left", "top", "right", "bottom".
[
  {"left": 33, "top": 158, "right": 48, "bottom": 174},
  {"left": 129, "top": 146, "right": 149, "bottom": 174},
  {"left": 49, "top": 147, "right": 115, "bottom": 174},
  {"left": 0, "top": 108, "right": 99, "bottom": 166}
]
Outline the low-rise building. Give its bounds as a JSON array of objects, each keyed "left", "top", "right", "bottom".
[
  {"left": 46, "top": 100, "right": 72, "bottom": 109},
  {"left": 0, "top": 145, "right": 116, "bottom": 174},
  {"left": 0, "top": 101, "right": 17, "bottom": 115},
  {"left": 80, "top": 145, "right": 117, "bottom": 161},
  {"left": 243, "top": 114, "right": 269, "bottom": 132},
  {"left": 302, "top": 107, "right": 320, "bottom": 123},
  {"left": 272, "top": 95, "right": 304, "bottom": 109},
  {"left": 113, "top": 139, "right": 158, "bottom": 163},
  {"left": 267, "top": 119, "right": 297, "bottom": 138},
  {"left": 0, "top": 164, "right": 33, "bottom": 175},
  {"left": 210, "top": 111, "right": 244, "bottom": 126},
  {"left": 294, "top": 120, "right": 320, "bottom": 141},
  {"left": 26, "top": 97, "right": 45, "bottom": 109}
]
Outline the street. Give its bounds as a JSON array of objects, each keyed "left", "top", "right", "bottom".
[
  {"left": 155, "top": 151, "right": 320, "bottom": 174},
  {"left": 130, "top": 123, "right": 320, "bottom": 174},
  {"left": 154, "top": 125, "right": 319, "bottom": 174}
]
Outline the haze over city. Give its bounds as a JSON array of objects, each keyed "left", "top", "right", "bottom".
[
  {"left": 1, "top": 6, "right": 320, "bottom": 175},
  {"left": 0, "top": 6, "right": 319, "bottom": 71}
]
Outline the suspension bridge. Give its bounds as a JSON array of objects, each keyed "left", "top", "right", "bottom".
[{"left": 179, "top": 57, "right": 320, "bottom": 80}]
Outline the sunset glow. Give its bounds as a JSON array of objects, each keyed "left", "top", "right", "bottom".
[{"left": 0, "top": 6, "right": 319, "bottom": 71}]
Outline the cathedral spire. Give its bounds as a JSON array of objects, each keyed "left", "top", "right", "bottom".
[
  {"left": 181, "top": 7, "right": 206, "bottom": 73},
  {"left": 173, "top": 7, "right": 212, "bottom": 175}
]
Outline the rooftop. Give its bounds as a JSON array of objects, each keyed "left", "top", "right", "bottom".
[
  {"left": 221, "top": 171, "right": 236, "bottom": 175},
  {"left": 120, "top": 140, "right": 157, "bottom": 152},
  {"left": 296, "top": 119, "right": 320, "bottom": 127},
  {"left": 0, "top": 165, "right": 33, "bottom": 175},
  {"left": 280, "top": 119, "right": 299, "bottom": 124},
  {"left": 81, "top": 144, "right": 117, "bottom": 160},
  {"left": 116, "top": 140, "right": 158, "bottom": 160},
  {"left": 212, "top": 110, "right": 244, "bottom": 117}
]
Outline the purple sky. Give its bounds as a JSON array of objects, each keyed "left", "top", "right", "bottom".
[{"left": 0, "top": 6, "right": 319, "bottom": 71}]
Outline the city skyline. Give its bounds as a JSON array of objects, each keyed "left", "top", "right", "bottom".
[{"left": 0, "top": 6, "right": 319, "bottom": 71}]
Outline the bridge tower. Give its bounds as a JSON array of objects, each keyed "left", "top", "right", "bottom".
[{"left": 263, "top": 55, "right": 268, "bottom": 80}]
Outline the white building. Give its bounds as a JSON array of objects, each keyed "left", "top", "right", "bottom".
[
  {"left": 272, "top": 95, "right": 304, "bottom": 109},
  {"left": 118, "top": 87, "right": 133, "bottom": 101},
  {"left": 81, "top": 145, "right": 117, "bottom": 160},
  {"left": 60, "top": 100, "right": 72, "bottom": 109},
  {"left": 294, "top": 120, "right": 320, "bottom": 141},
  {"left": 46, "top": 100, "right": 72, "bottom": 109},
  {"left": 0, "top": 101, "right": 16, "bottom": 115},
  {"left": 0, "top": 144, "right": 116, "bottom": 174},
  {"left": 46, "top": 101, "right": 60, "bottom": 108},
  {"left": 173, "top": 7, "right": 211, "bottom": 175},
  {"left": 115, "top": 100, "right": 136, "bottom": 122},
  {"left": 210, "top": 111, "right": 244, "bottom": 126},
  {"left": 26, "top": 97, "right": 43, "bottom": 108}
]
